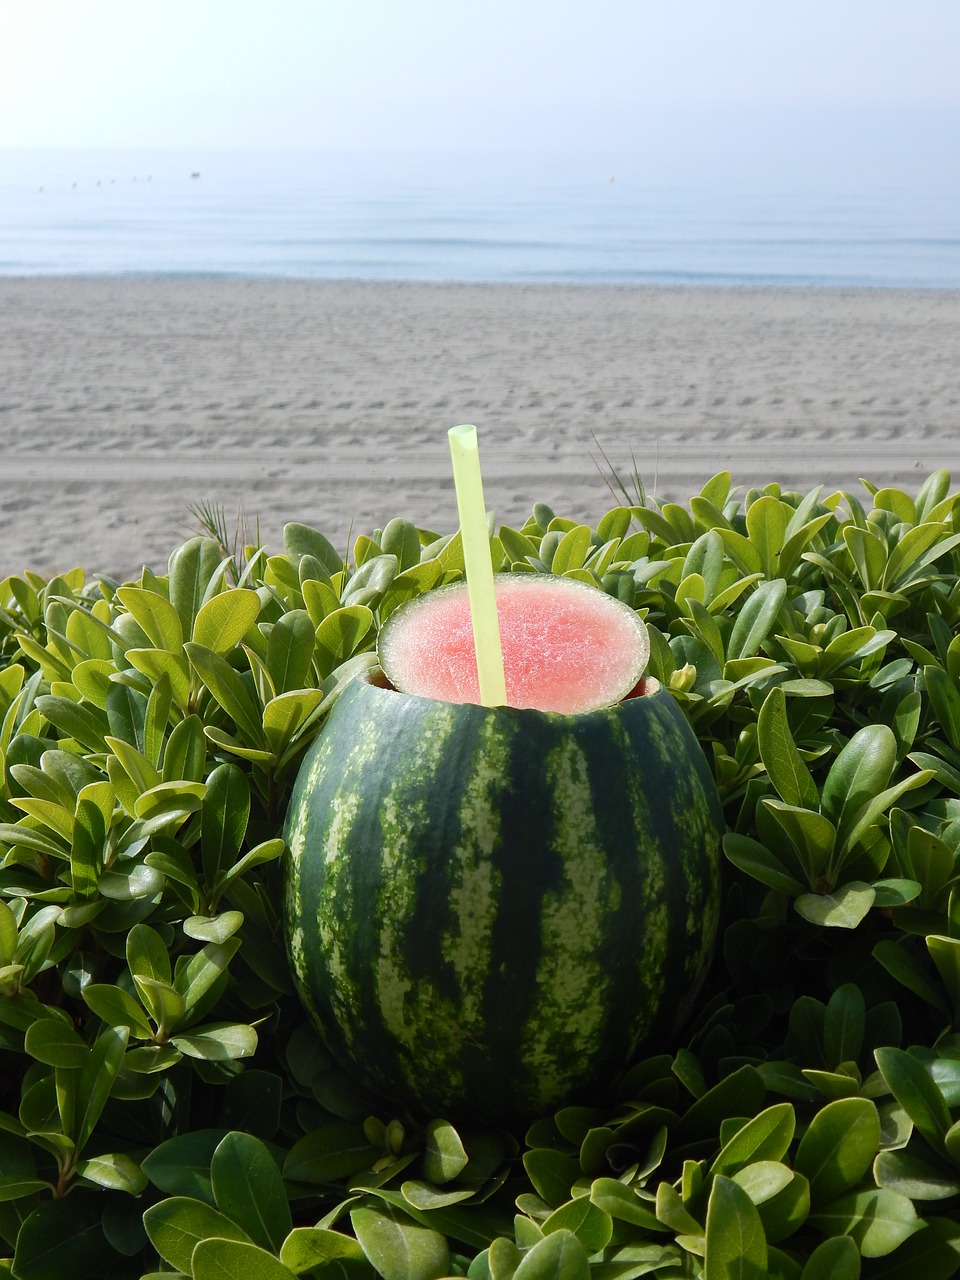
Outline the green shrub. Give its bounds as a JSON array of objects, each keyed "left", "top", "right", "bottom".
[{"left": 3, "top": 472, "right": 960, "bottom": 1278}]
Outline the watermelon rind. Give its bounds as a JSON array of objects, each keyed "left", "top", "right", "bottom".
[{"left": 283, "top": 674, "right": 723, "bottom": 1124}]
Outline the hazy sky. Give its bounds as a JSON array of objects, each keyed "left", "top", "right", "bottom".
[{"left": 3, "top": 0, "right": 960, "bottom": 152}]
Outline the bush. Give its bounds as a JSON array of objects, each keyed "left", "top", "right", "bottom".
[{"left": 3, "top": 471, "right": 960, "bottom": 1278}]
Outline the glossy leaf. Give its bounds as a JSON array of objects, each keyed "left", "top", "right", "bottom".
[
  {"left": 12, "top": 1195, "right": 112, "bottom": 1280},
  {"left": 143, "top": 1195, "right": 254, "bottom": 1272},
  {"left": 265, "top": 609, "right": 316, "bottom": 693},
  {"left": 710, "top": 1103, "right": 797, "bottom": 1178},
  {"left": 808, "top": 1187, "right": 918, "bottom": 1258},
  {"left": 193, "top": 588, "right": 262, "bottom": 654},
  {"left": 727, "top": 579, "right": 787, "bottom": 661},
  {"left": 512, "top": 1229, "right": 590, "bottom": 1280},
  {"left": 795, "top": 883, "right": 875, "bottom": 929},
  {"left": 351, "top": 1202, "right": 450, "bottom": 1280},
  {"left": 210, "top": 1131, "right": 292, "bottom": 1253},
  {"left": 758, "top": 687, "right": 819, "bottom": 810},
  {"left": 794, "top": 1097, "right": 880, "bottom": 1204},
  {"left": 422, "top": 1118, "right": 469, "bottom": 1184},
  {"left": 798, "top": 1236, "right": 860, "bottom": 1280},
  {"left": 192, "top": 1239, "right": 297, "bottom": 1280},
  {"left": 704, "top": 1175, "right": 767, "bottom": 1280},
  {"left": 874, "top": 1047, "right": 951, "bottom": 1154},
  {"left": 542, "top": 1196, "right": 613, "bottom": 1254}
]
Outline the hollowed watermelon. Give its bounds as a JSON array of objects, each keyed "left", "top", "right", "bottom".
[
  {"left": 378, "top": 574, "right": 650, "bottom": 713},
  {"left": 283, "top": 578, "right": 723, "bottom": 1123}
]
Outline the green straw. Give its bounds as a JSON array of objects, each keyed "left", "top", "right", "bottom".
[{"left": 448, "top": 424, "right": 507, "bottom": 707}]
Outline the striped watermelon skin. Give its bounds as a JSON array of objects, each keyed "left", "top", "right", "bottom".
[{"left": 283, "top": 676, "right": 722, "bottom": 1123}]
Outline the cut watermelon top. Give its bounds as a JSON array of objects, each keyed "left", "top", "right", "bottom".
[{"left": 377, "top": 574, "right": 650, "bottom": 714}]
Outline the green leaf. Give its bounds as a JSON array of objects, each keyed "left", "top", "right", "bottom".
[
  {"left": 185, "top": 642, "right": 265, "bottom": 744},
  {"left": 279, "top": 1225, "right": 366, "bottom": 1273},
  {"left": 380, "top": 517, "right": 423, "bottom": 573},
  {"left": 163, "top": 713, "right": 208, "bottom": 782},
  {"left": 873, "top": 939, "right": 947, "bottom": 1012},
  {"left": 141, "top": 1130, "right": 227, "bottom": 1202},
  {"left": 201, "top": 763, "right": 250, "bottom": 886},
  {"left": 674, "top": 1066, "right": 766, "bottom": 1144},
  {"left": 265, "top": 609, "right": 317, "bottom": 693},
  {"left": 262, "top": 689, "right": 325, "bottom": 754},
  {"left": 760, "top": 802, "right": 836, "bottom": 884},
  {"left": 192, "top": 589, "right": 262, "bottom": 653},
  {"left": 284, "top": 1123, "right": 379, "bottom": 1184},
  {"left": 143, "top": 1195, "right": 254, "bottom": 1273},
  {"left": 400, "top": 1180, "right": 474, "bottom": 1211},
  {"left": 794, "top": 1097, "right": 881, "bottom": 1204},
  {"left": 422, "top": 1118, "right": 469, "bottom": 1184},
  {"left": 858, "top": 1217, "right": 960, "bottom": 1279},
  {"left": 588, "top": 1178, "right": 662, "bottom": 1230},
  {"left": 927, "top": 934, "right": 960, "bottom": 1018},
  {"left": 542, "top": 1198, "right": 612, "bottom": 1255},
  {"left": 23, "top": 1017, "right": 88, "bottom": 1068},
  {"left": 727, "top": 579, "right": 787, "bottom": 661},
  {"left": 874, "top": 1047, "right": 952, "bottom": 1154},
  {"left": 351, "top": 1203, "right": 450, "bottom": 1280},
  {"left": 710, "top": 1103, "right": 797, "bottom": 1178},
  {"left": 757, "top": 687, "right": 820, "bottom": 810},
  {"left": 127, "top": 647, "right": 193, "bottom": 710},
  {"left": 823, "top": 984, "right": 865, "bottom": 1069},
  {"left": 169, "top": 537, "right": 227, "bottom": 637},
  {"left": 314, "top": 606, "right": 375, "bottom": 675},
  {"left": 98, "top": 862, "right": 166, "bottom": 901},
  {"left": 730, "top": 1160, "right": 793, "bottom": 1207},
  {"left": 124, "top": 921, "right": 171, "bottom": 988},
  {"left": 77, "top": 1025, "right": 129, "bottom": 1149},
  {"left": 795, "top": 883, "right": 876, "bottom": 929},
  {"left": 116, "top": 586, "right": 184, "bottom": 652},
  {"left": 884, "top": 523, "right": 960, "bottom": 590},
  {"left": 284, "top": 522, "right": 344, "bottom": 576},
  {"left": 704, "top": 1175, "right": 768, "bottom": 1280},
  {"left": 75, "top": 1151, "right": 148, "bottom": 1194},
  {"left": 192, "top": 1239, "right": 298, "bottom": 1280},
  {"left": 551, "top": 525, "right": 593, "bottom": 575},
  {"left": 174, "top": 937, "right": 239, "bottom": 1017},
  {"left": 723, "top": 833, "right": 807, "bottom": 896},
  {"left": 12, "top": 1196, "right": 112, "bottom": 1280},
  {"left": 808, "top": 1187, "right": 918, "bottom": 1258},
  {"left": 873, "top": 1147, "right": 960, "bottom": 1199},
  {"left": 821, "top": 725, "right": 897, "bottom": 848},
  {"left": 132, "top": 975, "right": 185, "bottom": 1033},
  {"left": 513, "top": 1229, "right": 590, "bottom": 1280},
  {"left": 170, "top": 1021, "right": 257, "bottom": 1061},
  {"left": 522, "top": 1149, "right": 583, "bottom": 1208},
  {"left": 183, "top": 911, "right": 244, "bottom": 944},
  {"left": 798, "top": 1236, "right": 860, "bottom": 1280},
  {"left": 843, "top": 525, "right": 886, "bottom": 592},
  {"left": 745, "top": 495, "right": 787, "bottom": 581},
  {"left": 211, "top": 1131, "right": 292, "bottom": 1253}
]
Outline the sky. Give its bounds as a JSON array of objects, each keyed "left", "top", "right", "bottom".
[{"left": 2, "top": 0, "right": 960, "bottom": 153}]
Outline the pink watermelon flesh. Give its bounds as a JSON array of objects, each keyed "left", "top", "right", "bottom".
[{"left": 378, "top": 574, "right": 650, "bottom": 714}]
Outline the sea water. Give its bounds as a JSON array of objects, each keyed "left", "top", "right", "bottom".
[{"left": 1, "top": 143, "right": 958, "bottom": 287}]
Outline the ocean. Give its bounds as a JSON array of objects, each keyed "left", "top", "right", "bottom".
[{"left": 1, "top": 144, "right": 958, "bottom": 287}]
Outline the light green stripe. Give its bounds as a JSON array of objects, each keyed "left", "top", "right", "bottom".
[
  {"left": 374, "top": 702, "right": 468, "bottom": 1096},
  {"left": 522, "top": 735, "right": 621, "bottom": 1100},
  {"left": 442, "top": 715, "right": 505, "bottom": 1029}
]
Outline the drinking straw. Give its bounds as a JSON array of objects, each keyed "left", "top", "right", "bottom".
[{"left": 448, "top": 424, "right": 507, "bottom": 707}]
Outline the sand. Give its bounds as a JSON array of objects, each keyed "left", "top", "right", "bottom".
[{"left": 2, "top": 278, "right": 959, "bottom": 580}]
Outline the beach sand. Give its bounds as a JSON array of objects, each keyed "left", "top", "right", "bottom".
[{"left": 2, "top": 278, "right": 959, "bottom": 580}]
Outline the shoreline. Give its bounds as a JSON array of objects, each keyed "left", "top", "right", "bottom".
[{"left": 3, "top": 278, "right": 959, "bottom": 579}]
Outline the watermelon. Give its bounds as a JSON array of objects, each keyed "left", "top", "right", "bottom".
[
  {"left": 283, "top": 576, "right": 723, "bottom": 1121},
  {"left": 378, "top": 574, "right": 650, "bottom": 713}
]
